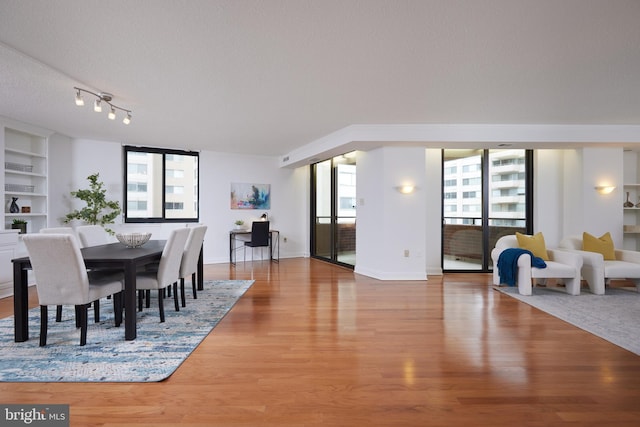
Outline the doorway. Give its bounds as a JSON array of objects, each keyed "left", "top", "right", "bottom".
[
  {"left": 442, "top": 149, "right": 532, "bottom": 272},
  {"left": 311, "top": 153, "right": 357, "bottom": 267}
]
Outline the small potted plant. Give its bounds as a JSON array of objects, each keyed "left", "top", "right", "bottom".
[
  {"left": 11, "top": 218, "right": 27, "bottom": 234},
  {"left": 234, "top": 220, "right": 245, "bottom": 230}
]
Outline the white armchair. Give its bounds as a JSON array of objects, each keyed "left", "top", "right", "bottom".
[
  {"left": 491, "top": 235, "right": 583, "bottom": 296},
  {"left": 559, "top": 235, "right": 640, "bottom": 294}
]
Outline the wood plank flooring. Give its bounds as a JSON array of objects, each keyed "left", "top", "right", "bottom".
[{"left": 1, "top": 258, "right": 640, "bottom": 426}]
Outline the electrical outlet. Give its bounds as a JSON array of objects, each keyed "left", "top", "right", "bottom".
[{"left": 404, "top": 249, "right": 410, "bottom": 257}]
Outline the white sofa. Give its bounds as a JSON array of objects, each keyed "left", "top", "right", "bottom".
[
  {"left": 559, "top": 235, "right": 640, "bottom": 294},
  {"left": 491, "top": 235, "right": 583, "bottom": 296}
]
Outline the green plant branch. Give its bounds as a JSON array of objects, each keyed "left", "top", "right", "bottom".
[{"left": 63, "top": 173, "right": 121, "bottom": 234}]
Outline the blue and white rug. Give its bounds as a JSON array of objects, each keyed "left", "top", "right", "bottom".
[
  {"left": 495, "top": 285, "right": 640, "bottom": 355},
  {"left": 0, "top": 280, "right": 254, "bottom": 382}
]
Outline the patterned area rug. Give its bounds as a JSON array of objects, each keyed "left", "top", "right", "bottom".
[
  {"left": 494, "top": 285, "right": 640, "bottom": 355},
  {"left": 0, "top": 280, "right": 254, "bottom": 382}
]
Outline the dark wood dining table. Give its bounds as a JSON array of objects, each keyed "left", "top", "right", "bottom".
[{"left": 11, "top": 239, "right": 202, "bottom": 343}]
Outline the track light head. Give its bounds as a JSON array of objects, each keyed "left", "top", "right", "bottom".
[
  {"left": 123, "top": 113, "right": 131, "bottom": 125},
  {"left": 108, "top": 107, "right": 116, "bottom": 120},
  {"left": 75, "top": 90, "right": 84, "bottom": 106}
]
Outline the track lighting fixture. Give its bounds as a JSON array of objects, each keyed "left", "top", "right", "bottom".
[{"left": 73, "top": 86, "right": 132, "bottom": 124}]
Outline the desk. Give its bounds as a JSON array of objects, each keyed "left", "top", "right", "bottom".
[
  {"left": 229, "top": 229, "right": 279, "bottom": 265},
  {"left": 12, "top": 240, "right": 168, "bottom": 342}
]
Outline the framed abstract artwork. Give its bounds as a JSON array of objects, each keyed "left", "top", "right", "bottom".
[{"left": 230, "top": 183, "right": 271, "bottom": 210}]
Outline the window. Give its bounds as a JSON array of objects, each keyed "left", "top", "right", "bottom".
[
  {"left": 462, "top": 177, "right": 481, "bottom": 186},
  {"left": 166, "top": 185, "right": 184, "bottom": 194},
  {"left": 462, "top": 191, "right": 478, "bottom": 199},
  {"left": 339, "top": 197, "right": 356, "bottom": 210},
  {"left": 124, "top": 146, "right": 199, "bottom": 222},
  {"left": 444, "top": 179, "right": 457, "bottom": 186},
  {"left": 165, "top": 202, "right": 184, "bottom": 210},
  {"left": 127, "top": 182, "right": 147, "bottom": 192}
]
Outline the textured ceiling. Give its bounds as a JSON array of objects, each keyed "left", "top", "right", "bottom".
[{"left": 1, "top": 0, "right": 640, "bottom": 157}]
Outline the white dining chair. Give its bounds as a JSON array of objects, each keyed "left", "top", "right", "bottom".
[
  {"left": 41, "top": 227, "right": 85, "bottom": 321},
  {"left": 178, "top": 225, "right": 208, "bottom": 306},
  {"left": 77, "top": 224, "right": 110, "bottom": 247},
  {"left": 22, "top": 234, "right": 124, "bottom": 346},
  {"left": 40, "top": 227, "right": 81, "bottom": 245},
  {"left": 135, "top": 228, "right": 190, "bottom": 322}
]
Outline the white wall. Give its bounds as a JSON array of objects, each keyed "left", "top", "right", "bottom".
[
  {"left": 582, "top": 147, "right": 624, "bottom": 244},
  {"left": 47, "top": 133, "right": 73, "bottom": 227},
  {"left": 561, "top": 147, "right": 623, "bottom": 245},
  {"left": 355, "top": 146, "right": 428, "bottom": 280},
  {"left": 424, "top": 149, "right": 443, "bottom": 275},
  {"left": 47, "top": 137, "right": 308, "bottom": 264},
  {"left": 533, "top": 150, "right": 564, "bottom": 246},
  {"left": 198, "top": 150, "right": 308, "bottom": 262}
]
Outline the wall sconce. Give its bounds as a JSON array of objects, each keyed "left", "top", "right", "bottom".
[
  {"left": 396, "top": 185, "right": 416, "bottom": 194},
  {"left": 74, "top": 86, "right": 132, "bottom": 125},
  {"left": 595, "top": 185, "right": 616, "bottom": 195},
  {"left": 260, "top": 212, "right": 268, "bottom": 221}
]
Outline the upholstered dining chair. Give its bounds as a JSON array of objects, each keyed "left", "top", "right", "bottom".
[
  {"left": 491, "top": 234, "right": 583, "bottom": 296},
  {"left": 40, "top": 227, "right": 80, "bottom": 244},
  {"left": 77, "top": 224, "right": 110, "bottom": 247},
  {"left": 244, "top": 221, "right": 270, "bottom": 263},
  {"left": 559, "top": 233, "right": 640, "bottom": 294},
  {"left": 177, "top": 225, "right": 208, "bottom": 306},
  {"left": 41, "top": 227, "right": 85, "bottom": 322},
  {"left": 135, "top": 227, "right": 190, "bottom": 322},
  {"left": 22, "top": 234, "right": 124, "bottom": 346}
]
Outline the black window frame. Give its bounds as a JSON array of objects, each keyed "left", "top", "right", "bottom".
[{"left": 123, "top": 145, "right": 200, "bottom": 223}]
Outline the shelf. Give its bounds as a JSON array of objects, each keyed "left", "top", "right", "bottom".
[
  {"left": 4, "top": 213, "right": 47, "bottom": 217},
  {"left": 4, "top": 170, "right": 46, "bottom": 178},
  {"left": 4, "top": 191, "right": 46, "bottom": 197},
  {"left": 4, "top": 147, "right": 46, "bottom": 158}
]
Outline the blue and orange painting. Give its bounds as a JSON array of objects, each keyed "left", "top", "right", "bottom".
[{"left": 230, "top": 183, "right": 271, "bottom": 210}]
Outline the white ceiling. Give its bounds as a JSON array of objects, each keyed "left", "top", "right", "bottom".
[{"left": 1, "top": 0, "right": 640, "bottom": 157}]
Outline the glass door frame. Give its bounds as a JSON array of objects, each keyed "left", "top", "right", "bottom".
[
  {"left": 310, "top": 155, "right": 356, "bottom": 269},
  {"left": 441, "top": 149, "right": 533, "bottom": 273}
]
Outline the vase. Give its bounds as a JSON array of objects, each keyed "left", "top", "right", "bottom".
[
  {"left": 9, "top": 197, "right": 19, "bottom": 213},
  {"left": 624, "top": 192, "right": 634, "bottom": 207}
]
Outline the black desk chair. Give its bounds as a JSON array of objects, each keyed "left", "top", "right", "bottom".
[{"left": 244, "top": 221, "right": 270, "bottom": 262}]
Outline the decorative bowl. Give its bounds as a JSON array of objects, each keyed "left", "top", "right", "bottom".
[{"left": 116, "top": 232, "right": 152, "bottom": 248}]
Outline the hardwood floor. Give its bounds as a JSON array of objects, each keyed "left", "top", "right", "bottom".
[{"left": 1, "top": 258, "right": 640, "bottom": 426}]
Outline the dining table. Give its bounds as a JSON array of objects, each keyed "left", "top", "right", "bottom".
[{"left": 11, "top": 239, "right": 203, "bottom": 343}]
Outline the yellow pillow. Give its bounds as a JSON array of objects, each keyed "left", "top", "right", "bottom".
[
  {"left": 583, "top": 232, "right": 616, "bottom": 260},
  {"left": 515, "top": 232, "right": 549, "bottom": 261}
]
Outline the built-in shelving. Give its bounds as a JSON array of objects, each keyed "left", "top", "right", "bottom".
[{"left": 3, "top": 126, "right": 49, "bottom": 235}]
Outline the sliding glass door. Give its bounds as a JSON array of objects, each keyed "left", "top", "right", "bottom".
[
  {"left": 442, "top": 149, "right": 532, "bottom": 272},
  {"left": 311, "top": 153, "right": 356, "bottom": 267}
]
